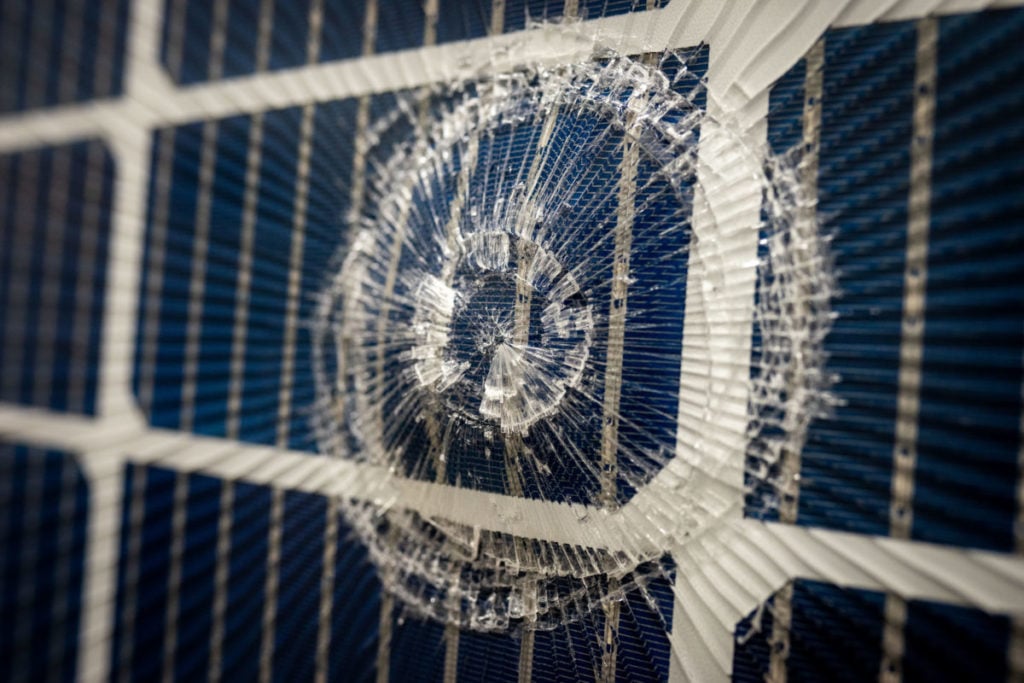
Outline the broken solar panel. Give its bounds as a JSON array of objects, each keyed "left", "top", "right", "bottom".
[{"left": 0, "top": 1, "right": 1023, "bottom": 682}]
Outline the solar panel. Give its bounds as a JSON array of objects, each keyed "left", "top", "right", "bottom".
[{"left": 1, "top": 1, "right": 1023, "bottom": 682}]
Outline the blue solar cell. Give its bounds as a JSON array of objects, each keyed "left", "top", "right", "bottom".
[
  {"left": 237, "top": 107, "right": 303, "bottom": 446},
  {"left": 327, "top": 514, "right": 381, "bottom": 682},
  {"left": 0, "top": 156, "right": 16, "bottom": 362},
  {"left": 0, "top": 0, "right": 128, "bottom": 112},
  {"left": 288, "top": 98, "right": 361, "bottom": 452},
  {"left": 751, "top": 21, "right": 922, "bottom": 534},
  {"left": 801, "top": 21, "right": 918, "bottom": 537},
  {"left": 271, "top": 490, "right": 326, "bottom": 681},
  {"left": 0, "top": 449, "right": 31, "bottom": 673},
  {"left": 375, "top": 0, "right": 427, "bottom": 53},
  {"left": 788, "top": 580, "right": 886, "bottom": 682},
  {"left": 766, "top": 57, "right": 805, "bottom": 156},
  {"left": 455, "top": 630, "right": 521, "bottom": 683},
  {"left": 732, "top": 599, "right": 773, "bottom": 683},
  {"left": 159, "top": 0, "right": 664, "bottom": 85},
  {"left": 753, "top": 9, "right": 1024, "bottom": 551},
  {"left": 733, "top": 581, "right": 1018, "bottom": 683},
  {"left": 194, "top": 114, "right": 252, "bottom": 439},
  {"left": 504, "top": 105, "right": 623, "bottom": 503},
  {"left": 614, "top": 565, "right": 675, "bottom": 682},
  {"left": 269, "top": 0, "right": 313, "bottom": 71},
  {"left": 610, "top": 47, "right": 704, "bottom": 504},
  {"left": 912, "top": 7, "right": 1024, "bottom": 553},
  {"left": 222, "top": 481, "right": 271, "bottom": 680},
  {"left": 732, "top": 580, "right": 886, "bottom": 683},
  {"left": 110, "top": 465, "right": 134, "bottom": 677},
  {"left": 388, "top": 611, "right": 447, "bottom": 683},
  {"left": 0, "top": 142, "right": 112, "bottom": 416},
  {"left": 133, "top": 49, "right": 705, "bottom": 497},
  {"left": 174, "top": 473, "right": 222, "bottom": 681},
  {"left": 50, "top": 149, "right": 89, "bottom": 413},
  {"left": 437, "top": 0, "right": 492, "bottom": 43},
  {"left": 116, "top": 465, "right": 176, "bottom": 682},
  {"left": 533, "top": 613, "right": 605, "bottom": 682},
  {"left": 178, "top": 0, "right": 215, "bottom": 85},
  {"left": 137, "top": 124, "right": 193, "bottom": 428},
  {"left": 0, "top": 444, "right": 89, "bottom": 683},
  {"left": 137, "top": 105, "right": 354, "bottom": 448},
  {"left": 320, "top": 2, "right": 366, "bottom": 63},
  {"left": 109, "top": 466, "right": 385, "bottom": 682},
  {"left": 904, "top": 600, "right": 1011, "bottom": 682},
  {"left": 222, "top": 0, "right": 260, "bottom": 78},
  {"left": 18, "top": 149, "right": 53, "bottom": 405}
]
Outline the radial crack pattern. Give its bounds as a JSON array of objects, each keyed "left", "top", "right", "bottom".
[{"left": 311, "top": 47, "right": 828, "bottom": 631}]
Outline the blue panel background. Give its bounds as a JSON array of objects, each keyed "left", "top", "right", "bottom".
[
  {"left": 0, "top": 0, "right": 129, "bottom": 112},
  {"left": 912, "top": 7, "right": 1024, "bottom": 553},
  {"left": 177, "top": 0, "right": 214, "bottom": 85},
  {"left": 109, "top": 464, "right": 177, "bottom": 682},
  {"left": 174, "top": 473, "right": 222, "bottom": 681},
  {"left": 237, "top": 107, "right": 302, "bottom": 445},
  {"left": 194, "top": 114, "right": 250, "bottom": 438},
  {"left": 221, "top": 481, "right": 270, "bottom": 680},
  {"left": 135, "top": 101, "right": 361, "bottom": 450},
  {"left": 616, "top": 47, "right": 706, "bottom": 503},
  {"left": 388, "top": 611, "right": 447, "bottom": 683},
  {"left": 272, "top": 490, "right": 326, "bottom": 682},
  {"left": 0, "top": 142, "right": 113, "bottom": 416},
  {"left": 15, "top": 147, "right": 52, "bottom": 408},
  {"left": 269, "top": 0, "right": 312, "bottom": 71},
  {"left": 734, "top": 580, "right": 1014, "bottom": 683},
  {"left": 456, "top": 630, "right": 521, "bottom": 683},
  {"left": 137, "top": 121, "right": 203, "bottom": 430},
  {"left": 288, "top": 98, "right": 360, "bottom": 451},
  {"left": 732, "top": 597, "right": 773, "bottom": 682},
  {"left": 438, "top": 0, "right": 492, "bottom": 43},
  {"left": 533, "top": 614, "right": 606, "bottom": 682},
  {"left": 0, "top": 444, "right": 89, "bottom": 683},
  {"left": 753, "top": 9, "right": 1024, "bottom": 553},
  {"left": 903, "top": 600, "right": 1011, "bottom": 682},
  {"left": 614, "top": 565, "right": 675, "bottom": 683},
  {"left": 2, "top": 2, "right": 1019, "bottom": 682},
  {"left": 109, "top": 466, "right": 384, "bottom": 682},
  {"left": 0, "top": 155, "right": 17, "bottom": 375},
  {"left": 160, "top": 0, "right": 662, "bottom": 84},
  {"left": 375, "top": 0, "right": 426, "bottom": 54},
  {"left": 732, "top": 580, "right": 885, "bottom": 683},
  {"left": 787, "top": 580, "right": 885, "bottom": 682},
  {"left": 327, "top": 514, "right": 381, "bottom": 683},
  {"left": 320, "top": 1, "right": 366, "bottom": 64},
  {"left": 222, "top": 0, "right": 260, "bottom": 78},
  {"left": 799, "top": 21, "right": 918, "bottom": 536}
]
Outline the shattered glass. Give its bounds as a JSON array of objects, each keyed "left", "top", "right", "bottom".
[{"left": 310, "top": 40, "right": 830, "bottom": 632}]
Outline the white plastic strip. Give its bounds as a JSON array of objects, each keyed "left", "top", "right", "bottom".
[
  {"left": 0, "top": 0, "right": 1017, "bottom": 156},
  {"left": 3, "top": 405, "right": 1023, "bottom": 606}
]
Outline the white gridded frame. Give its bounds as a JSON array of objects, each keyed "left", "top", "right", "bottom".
[{"left": 0, "top": 0, "right": 1024, "bottom": 681}]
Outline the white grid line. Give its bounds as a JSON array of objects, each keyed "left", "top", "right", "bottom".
[
  {"left": 767, "top": 35, "right": 825, "bottom": 683},
  {"left": 10, "top": 449, "right": 47, "bottom": 683},
  {"left": 46, "top": 454, "right": 81, "bottom": 683},
  {"left": 881, "top": 18, "right": 938, "bottom": 683}
]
